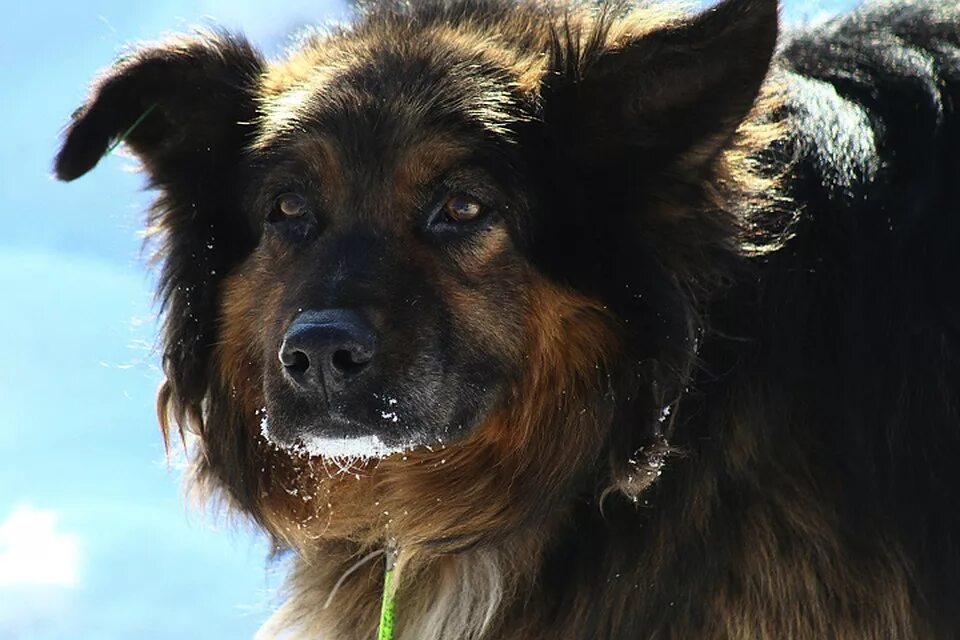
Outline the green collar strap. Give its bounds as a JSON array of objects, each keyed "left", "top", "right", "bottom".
[{"left": 377, "top": 548, "right": 398, "bottom": 640}]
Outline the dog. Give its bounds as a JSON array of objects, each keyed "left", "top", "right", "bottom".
[{"left": 54, "top": 0, "right": 960, "bottom": 637}]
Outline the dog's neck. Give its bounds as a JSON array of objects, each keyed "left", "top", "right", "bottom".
[{"left": 257, "top": 527, "right": 551, "bottom": 640}]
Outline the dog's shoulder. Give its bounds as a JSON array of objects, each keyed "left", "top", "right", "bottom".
[
  {"left": 777, "top": 1, "right": 960, "bottom": 225},
  {"left": 774, "top": 1, "right": 960, "bottom": 327}
]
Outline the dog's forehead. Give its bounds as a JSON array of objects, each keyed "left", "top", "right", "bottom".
[
  {"left": 256, "top": 33, "right": 525, "bottom": 148},
  {"left": 252, "top": 36, "right": 526, "bottom": 219}
]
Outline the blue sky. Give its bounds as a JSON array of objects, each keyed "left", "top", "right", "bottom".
[{"left": 0, "top": 0, "right": 860, "bottom": 638}]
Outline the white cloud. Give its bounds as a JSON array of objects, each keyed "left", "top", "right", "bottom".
[{"left": 0, "top": 505, "right": 80, "bottom": 587}]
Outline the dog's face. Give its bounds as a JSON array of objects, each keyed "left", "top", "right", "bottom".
[
  {"left": 55, "top": 0, "right": 778, "bottom": 549},
  {"left": 239, "top": 52, "right": 538, "bottom": 456}
]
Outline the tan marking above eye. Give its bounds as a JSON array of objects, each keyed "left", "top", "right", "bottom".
[
  {"left": 444, "top": 195, "right": 483, "bottom": 222},
  {"left": 277, "top": 193, "right": 308, "bottom": 218}
]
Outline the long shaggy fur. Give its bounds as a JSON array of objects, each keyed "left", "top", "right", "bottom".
[{"left": 55, "top": 0, "right": 960, "bottom": 638}]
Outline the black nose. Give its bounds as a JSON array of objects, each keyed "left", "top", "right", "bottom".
[{"left": 279, "top": 309, "right": 378, "bottom": 392}]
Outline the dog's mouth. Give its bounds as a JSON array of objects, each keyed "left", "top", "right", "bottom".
[
  {"left": 258, "top": 404, "right": 447, "bottom": 461},
  {"left": 268, "top": 429, "right": 412, "bottom": 460},
  {"left": 260, "top": 356, "right": 506, "bottom": 461}
]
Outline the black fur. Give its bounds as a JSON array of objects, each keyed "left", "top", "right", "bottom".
[{"left": 761, "top": 1, "right": 960, "bottom": 627}]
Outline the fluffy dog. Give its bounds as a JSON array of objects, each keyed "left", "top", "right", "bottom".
[{"left": 55, "top": 0, "right": 960, "bottom": 637}]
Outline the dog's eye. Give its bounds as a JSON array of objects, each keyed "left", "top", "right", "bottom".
[
  {"left": 274, "top": 193, "right": 308, "bottom": 219},
  {"left": 444, "top": 195, "right": 483, "bottom": 223}
]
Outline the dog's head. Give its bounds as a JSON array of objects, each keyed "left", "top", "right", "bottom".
[{"left": 55, "top": 0, "right": 778, "bottom": 550}]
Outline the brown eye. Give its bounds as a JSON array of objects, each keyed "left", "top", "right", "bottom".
[
  {"left": 276, "top": 193, "right": 307, "bottom": 218},
  {"left": 444, "top": 195, "right": 483, "bottom": 222}
]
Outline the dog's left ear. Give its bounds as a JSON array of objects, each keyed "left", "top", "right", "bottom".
[{"left": 544, "top": 0, "right": 778, "bottom": 170}]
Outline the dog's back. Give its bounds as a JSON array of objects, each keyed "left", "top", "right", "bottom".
[{"left": 744, "top": 2, "right": 960, "bottom": 630}]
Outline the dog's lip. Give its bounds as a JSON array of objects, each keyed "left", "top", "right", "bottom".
[
  {"left": 293, "top": 431, "right": 410, "bottom": 460},
  {"left": 260, "top": 408, "right": 419, "bottom": 460}
]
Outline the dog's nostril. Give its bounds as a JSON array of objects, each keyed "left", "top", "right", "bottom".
[
  {"left": 331, "top": 348, "right": 367, "bottom": 375},
  {"left": 286, "top": 350, "right": 310, "bottom": 374}
]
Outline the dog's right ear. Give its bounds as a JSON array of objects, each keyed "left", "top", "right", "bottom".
[
  {"left": 54, "top": 31, "right": 264, "bottom": 183},
  {"left": 54, "top": 32, "right": 266, "bottom": 447}
]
